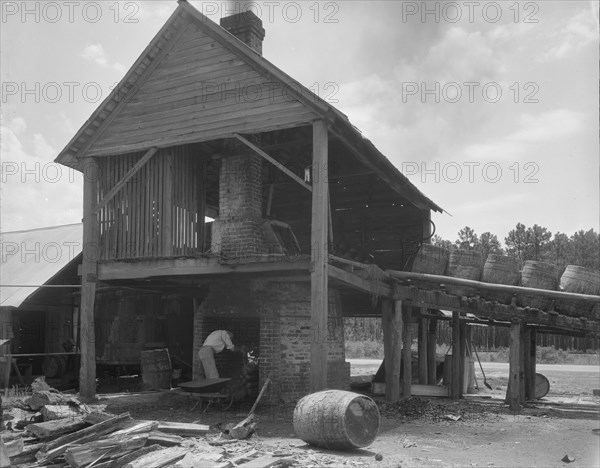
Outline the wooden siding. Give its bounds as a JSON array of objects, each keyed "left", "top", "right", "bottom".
[
  {"left": 88, "top": 27, "right": 317, "bottom": 157},
  {"left": 97, "top": 145, "right": 205, "bottom": 260}
]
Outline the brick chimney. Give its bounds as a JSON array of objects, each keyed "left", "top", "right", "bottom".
[
  {"left": 211, "top": 154, "right": 265, "bottom": 259},
  {"left": 220, "top": 10, "right": 265, "bottom": 55}
]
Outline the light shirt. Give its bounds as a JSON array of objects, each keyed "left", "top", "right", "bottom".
[{"left": 203, "top": 330, "right": 234, "bottom": 353}]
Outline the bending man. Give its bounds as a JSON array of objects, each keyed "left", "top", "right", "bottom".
[{"left": 198, "top": 330, "right": 239, "bottom": 380}]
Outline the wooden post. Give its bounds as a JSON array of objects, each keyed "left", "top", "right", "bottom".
[
  {"left": 80, "top": 157, "right": 99, "bottom": 400},
  {"left": 525, "top": 328, "right": 537, "bottom": 400},
  {"left": 507, "top": 319, "right": 522, "bottom": 411},
  {"left": 463, "top": 324, "right": 472, "bottom": 393},
  {"left": 163, "top": 153, "right": 174, "bottom": 256},
  {"left": 418, "top": 313, "right": 428, "bottom": 384},
  {"left": 401, "top": 306, "right": 412, "bottom": 398},
  {"left": 459, "top": 320, "right": 467, "bottom": 394},
  {"left": 519, "top": 325, "right": 527, "bottom": 402},
  {"left": 427, "top": 317, "right": 438, "bottom": 384},
  {"left": 451, "top": 311, "right": 461, "bottom": 399},
  {"left": 309, "top": 120, "right": 329, "bottom": 393},
  {"left": 382, "top": 299, "right": 402, "bottom": 401}
]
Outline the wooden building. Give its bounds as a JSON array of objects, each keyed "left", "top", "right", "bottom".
[{"left": 54, "top": 0, "right": 444, "bottom": 401}]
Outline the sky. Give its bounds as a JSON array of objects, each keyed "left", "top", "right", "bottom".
[{"left": 1, "top": 0, "right": 598, "bottom": 246}]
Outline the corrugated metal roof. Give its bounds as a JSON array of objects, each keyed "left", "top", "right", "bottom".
[{"left": 0, "top": 224, "right": 82, "bottom": 308}]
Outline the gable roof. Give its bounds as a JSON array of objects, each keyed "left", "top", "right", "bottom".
[
  {"left": 54, "top": 0, "right": 443, "bottom": 213},
  {"left": 0, "top": 224, "right": 83, "bottom": 308}
]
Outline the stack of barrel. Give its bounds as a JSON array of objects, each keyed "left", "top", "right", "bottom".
[{"left": 411, "top": 244, "right": 600, "bottom": 318}]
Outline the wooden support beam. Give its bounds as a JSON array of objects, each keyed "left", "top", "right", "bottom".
[
  {"left": 93, "top": 147, "right": 158, "bottom": 214},
  {"left": 393, "top": 284, "right": 598, "bottom": 336},
  {"left": 463, "top": 323, "right": 473, "bottom": 393},
  {"left": 328, "top": 265, "right": 393, "bottom": 298},
  {"left": 80, "top": 157, "right": 99, "bottom": 400},
  {"left": 459, "top": 319, "right": 467, "bottom": 394},
  {"left": 451, "top": 311, "right": 461, "bottom": 400},
  {"left": 309, "top": 120, "right": 329, "bottom": 393},
  {"left": 427, "top": 317, "right": 438, "bottom": 384},
  {"left": 525, "top": 328, "right": 537, "bottom": 400},
  {"left": 401, "top": 306, "right": 412, "bottom": 398},
  {"left": 519, "top": 325, "right": 527, "bottom": 402},
  {"left": 507, "top": 320, "right": 523, "bottom": 411},
  {"left": 162, "top": 153, "right": 174, "bottom": 256},
  {"left": 382, "top": 299, "right": 402, "bottom": 402},
  {"left": 389, "top": 270, "right": 600, "bottom": 305},
  {"left": 234, "top": 133, "right": 313, "bottom": 192},
  {"left": 418, "top": 314, "right": 428, "bottom": 384}
]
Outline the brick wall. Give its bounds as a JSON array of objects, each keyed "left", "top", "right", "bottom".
[{"left": 193, "top": 277, "right": 349, "bottom": 403}]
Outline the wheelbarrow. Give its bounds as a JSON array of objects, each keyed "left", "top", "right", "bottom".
[{"left": 178, "top": 378, "right": 233, "bottom": 413}]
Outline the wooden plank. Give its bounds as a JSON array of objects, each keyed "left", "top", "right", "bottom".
[
  {"left": 401, "top": 305, "right": 412, "bottom": 398},
  {"left": 237, "top": 456, "right": 293, "bottom": 468},
  {"left": 234, "top": 133, "right": 312, "bottom": 192},
  {"left": 427, "top": 317, "right": 438, "bottom": 384},
  {"left": 309, "top": 120, "right": 329, "bottom": 393},
  {"left": 80, "top": 157, "right": 99, "bottom": 400},
  {"left": 451, "top": 311, "right": 461, "bottom": 400},
  {"left": 418, "top": 315, "right": 428, "bottom": 384},
  {"left": 94, "top": 148, "right": 158, "bottom": 214},
  {"left": 38, "top": 413, "right": 131, "bottom": 462},
  {"left": 507, "top": 320, "right": 523, "bottom": 411},
  {"left": 155, "top": 421, "right": 210, "bottom": 436}
]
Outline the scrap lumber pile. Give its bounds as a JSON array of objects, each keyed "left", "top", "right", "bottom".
[{"left": 1, "top": 379, "right": 295, "bottom": 468}]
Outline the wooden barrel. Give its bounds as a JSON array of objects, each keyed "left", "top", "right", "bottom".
[
  {"left": 519, "top": 261, "right": 558, "bottom": 310},
  {"left": 411, "top": 244, "right": 449, "bottom": 275},
  {"left": 560, "top": 265, "right": 600, "bottom": 295},
  {"left": 140, "top": 349, "right": 172, "bottom": 390},
  {"left": 481, "top": 254, "right": 520, "bottom": 303},
  {"left": 446, "top": 249, "right": 483, "bottom": 296},
  {"left": 293, "top": 390, "right": 380, "bottom": 450},
  {"left": 534, "top": 373, "right": 550, "bottom": 399},
  {"left": 42, "top": 355, "right": 67, "bottom": 379}
]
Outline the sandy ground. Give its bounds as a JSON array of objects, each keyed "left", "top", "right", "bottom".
[{"left": 97, "top": 360, "right": 600, "bottom": 468}]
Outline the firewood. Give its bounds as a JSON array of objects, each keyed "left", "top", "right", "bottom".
[
  {"left": 110, "top": 420, "right": 158, "bottom": 437},
  {"left": 122, "top": 447, "right": 187, "bottom": 468},
  {"left": 2, "top": 435, "right": 24, "bottom": 458},
  {"left": 212, "top": 449, "right": 259, "bottom": 468},
  {"left": 147, "top": 430, "right": 184, "bottom": 447},
  {"left": 94, "top": 444, "right": 163, "bottom": 468},
  {"left": 236, "top": 456, "right": 294, "bottom": 468},
  {"left": 6, "top": 442, "right": 43, "bottom": 465},
  {"left": 37, "top": 413, "right": 131, "bottom": 462},
  {"left": 64, "top": 434, "right": 148, "bottom": 467},
  {"left": 26, "top": 391, "right": 73, "bottom": 411},
  {"left": 155, "top": 421, "right": 210, "bottom": 436},
  {"left": 42, "top": 404, "right": 83, "bottom": 421},
  {"left": 27, "top": 416, "right": 87, "bottom": 439}
]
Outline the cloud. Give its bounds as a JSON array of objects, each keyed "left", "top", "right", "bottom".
[
  {"left": 540, "top": 4, "right": 599, "bottom": 61},
  {"left": 462, "top": 109, "right": 584, "bottom": 161},
  {"left": 0, "top": 115, "right": 82, "bottom": 232},
  {"left": 80, "top": 43, "right": 126, "bottom": 73}
]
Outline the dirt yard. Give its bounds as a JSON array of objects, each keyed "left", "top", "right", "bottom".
[{"left": 97, "top": 387, "right": 600, "bottom": 468}]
